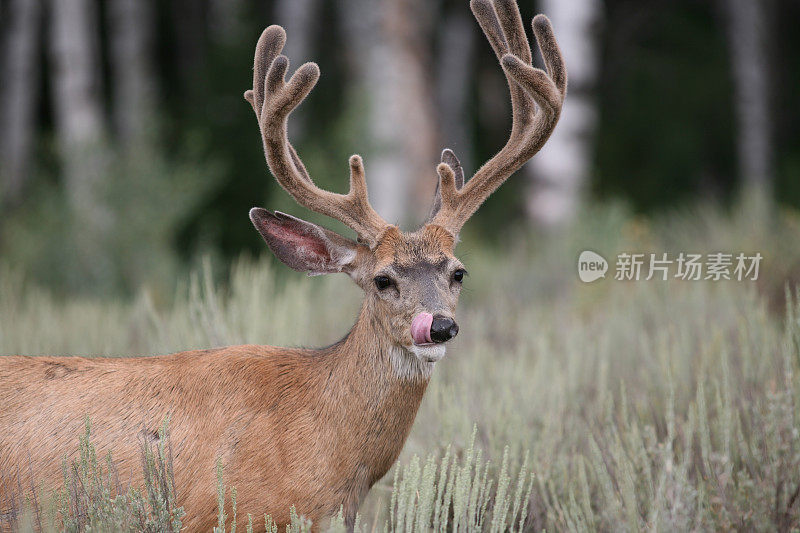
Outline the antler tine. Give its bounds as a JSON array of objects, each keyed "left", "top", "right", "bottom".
[
  {"left": 245, "top": 26, "right": 389, "bottom": 247},
  {"left": 430, "top": 2, "right": 566, "bottom": 236},
  {"left": 428, "top": 149, "right": 465, "bottom": 219}
]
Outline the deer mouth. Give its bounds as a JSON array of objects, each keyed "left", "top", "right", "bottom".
[{"left": 411, "top": 313, "right": 434, "bottom": 345}]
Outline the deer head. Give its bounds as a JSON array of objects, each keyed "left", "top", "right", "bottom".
[{"left": 245, "top": 0, "right": 566, "bottom": 369}]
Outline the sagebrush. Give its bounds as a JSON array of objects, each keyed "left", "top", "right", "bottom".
[{"left": 1, "top": 202, "right": 799, "bottom": 531}]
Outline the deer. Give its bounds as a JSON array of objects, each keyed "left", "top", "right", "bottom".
[{"left": 0, "top": 0, "right": 565, "bottom": 530}]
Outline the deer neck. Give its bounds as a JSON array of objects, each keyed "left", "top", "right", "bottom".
[
  {"left": 333, "top": 299, "right": 436, "bottom": 387},
  {"left": 316, "top": 301, "right": 431, "bottom": 482}
]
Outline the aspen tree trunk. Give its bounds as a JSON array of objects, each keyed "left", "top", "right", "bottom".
[
  {"left": 724, "top": 0, "right": 773, "bottom": 200},
  {"left": 275, "top": 0, "right": 319, "bottom": 67},
  {"left": 0, "top": 0, "right": 41, "bottom": 207},
  {"left": 339, "top": 0, "right": 439, "bottom": 226},
  {"left": 525, "top": 0, "right": 601, "bottom": 226},
  {"left": 49, "top": 0, "right": 112, "bottom": 285},
  {"left": 107, "top": 0, "right": 156, "bottom": 149}
]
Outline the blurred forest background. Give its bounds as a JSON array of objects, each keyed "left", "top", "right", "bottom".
[
  {"left": 1, "top": 0, "right": 799, "bottom": 297},
  {"left": 4, "top": 3, "right": 800, "bottom": 528}
]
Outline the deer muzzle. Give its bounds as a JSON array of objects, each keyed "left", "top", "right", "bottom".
[{"left": 411, "top": 313, "right": 459, "bottom": 345}]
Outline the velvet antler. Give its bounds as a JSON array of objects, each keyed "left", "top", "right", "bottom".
[
  {"left": 430, "top": 0, "right": 567, "bottom": 236},
  {"left": 244, "top": 26, "right": 390, "bottom": 248}
]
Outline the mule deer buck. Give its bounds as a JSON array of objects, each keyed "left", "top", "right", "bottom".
[{"left": 0, "top": 0, "right": 565, "bottom": 529}]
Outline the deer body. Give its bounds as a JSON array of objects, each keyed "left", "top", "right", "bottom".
[
  {"left": 1, "top": 309, "right": 427, "bottom": 530},
  {"left": 1, "top": 0, "right": 566, "bottom": 529}
]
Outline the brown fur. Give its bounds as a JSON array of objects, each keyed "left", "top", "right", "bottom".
[
  {"left": 0, "top": 1, "right": 566, "bottom": 529},
  {"left": 0, "top": 228, "right": 460, "bottom": 531},
  {"left": 0, "top": 317, "right": 426, "bottom": 530}
]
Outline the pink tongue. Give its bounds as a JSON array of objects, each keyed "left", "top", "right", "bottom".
[{"left": 411, "top": 313, "right": 434, "bottom": 345}]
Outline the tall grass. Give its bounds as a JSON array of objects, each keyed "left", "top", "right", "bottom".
[
  {"left": 1, "top": 419, "right": 184, "bottom": 532},
  {"left": 2, "top": 202, "right": 800, "bottom": 531}
]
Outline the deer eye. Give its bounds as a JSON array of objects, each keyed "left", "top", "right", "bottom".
[
  {"left": 452, "top": 269, "right": 467, "bottom": 284},
  {"left": 374, "top": 275, "right": 395, "bottom": 291}
]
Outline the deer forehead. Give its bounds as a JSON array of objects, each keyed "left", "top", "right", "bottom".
[{"left": 373, "top": 225, "right": 456, "bottom": 270}]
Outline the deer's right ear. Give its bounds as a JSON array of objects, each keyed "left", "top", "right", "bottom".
[{"left": 250, "top": 208, "right": 364, "bottom": 276}]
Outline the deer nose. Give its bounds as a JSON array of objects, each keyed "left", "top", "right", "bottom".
[{"left": 430, "top": 316, "right": 459, "bottom": 343}]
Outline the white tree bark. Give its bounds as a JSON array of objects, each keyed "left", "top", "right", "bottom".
[
  {"left": 50, "top": 0, "right": 107, "bottom": 202},
  {"left": 49, "top": 0, "right": 112, "bottom": 282},
  {"left": 107, "top": 0, "right": 156, "bottom": 148},
  {"left": 0, "top": 0, "right": 41, "bottom": 206},
  {"left": 339, "top": 0, "right": 439, "bottom": 226},
  {"left": 525, "top": 0, "right": 601, "bottom": 226},
  {"left": 275, "top": 0, "right": 320, "bottom": 66},
  {"left": 724, "top": 0, "right": 773, "bottom": 195}
]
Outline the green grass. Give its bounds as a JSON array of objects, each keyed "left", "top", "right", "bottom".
[
  {"left": 2, "top": 202, "right": 800, "bottom": 531},
  {"left": 2, "top": 418, "right": 184, "bottom": 532}
]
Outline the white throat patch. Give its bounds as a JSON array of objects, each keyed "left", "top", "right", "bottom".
[{"left": 389, "top": 345, "right": 446, "bottom": 381}]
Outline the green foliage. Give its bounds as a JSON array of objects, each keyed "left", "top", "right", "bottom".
[
  {"left": 595, "top": 2, "right": 737, "bottom": 211},
  {"left": 386, "top": 431, "right": 533, "bottom": 533},
  {"left": 0, "top": 143, "right": 221, "bottom": 297},
  {"left": 4, "top": 419, "right": 184, "bottom": 532},
  {"left": 3, "top": 203, "right": 800, "bottom": 530},
  {"left": 5, "top": 0, "right": 800, "bottom": 298}
]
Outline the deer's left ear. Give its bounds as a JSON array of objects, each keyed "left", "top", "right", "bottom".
[{"left": 250, "top": 208, "right": 364, "bottom": 276}]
